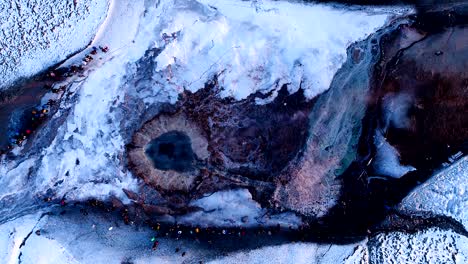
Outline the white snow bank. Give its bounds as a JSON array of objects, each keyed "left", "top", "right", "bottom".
[
  {"left": 154, "top": 0, "right": 391, "bottom": 100},
  {"left": 178, "top": 189, "right": 302, "bottom": 227},
  {"left": 0, "top": 211, "right": 155, "bottom": 264},
  {"left": 20, "top": 236, "right": 79, "bottom": 264},
  {"left": 0, "top": 213, "right": 44, "bottom": 264},
  {"left": 0, "top": 158, "right": 36, "bottom": 201},
  {"left": 369, "top": 227, "right": 468, "bottom": 263},
  {"left": 35, "top": 55, "right": 138, "bottom": 201},
  {"left": 400, "top": 155, "right": 468, "bottom": 229},
  {"left": 0, "top": 0, "right": 109, "bottom": 90}
]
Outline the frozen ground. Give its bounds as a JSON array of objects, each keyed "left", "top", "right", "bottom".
[
  {"left": 208, "top": 242, "right": 368, "bottom": 264},
  {"left": 2, "top": 209, "right": 468, "bottom": 264},
  {"left": 0, "top": 209, "right": 368, "bottom": 264},
  {"left": 399, "top": 156, "right": 468, "bottom": 229},
  {"left": 0, "top": 0, "right": 109, "bottom": 91},
  {"left": 368, "top": 228, "right": 468, "bottom": 263}
]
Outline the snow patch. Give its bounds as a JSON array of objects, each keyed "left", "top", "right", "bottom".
[
  {"left": 208, "top": 241, "right": 367, "bottom": 264},
  {"left": 400, "top": 155, "right": 468, "bottom": 229},
  {"left": 154, "top": 0, "right": 391, "bottom": 100},
  {"left": 369, "top": 227, "right": 468, "bottom": 263},
  {"left": 178, "top": 189, "right": 302, "bottom": 227},
  {"left": 0, "top": 213, "right": 44, "bottom": 264},
  {"left": 0, "top": 158, "right": 36, "bottom": 200}
]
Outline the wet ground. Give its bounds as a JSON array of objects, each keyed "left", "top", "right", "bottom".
[
  {"left": 0, "top": 64, "right": 85, "bottom": 154},
  {"left": 0, "top": 80, "right": 50, "bottom": 151},
  {"left": 317, "top": 5, "right": 468, "bottom": 237}
]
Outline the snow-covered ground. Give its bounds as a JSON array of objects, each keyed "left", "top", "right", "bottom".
[
  {"left": 369, "top": 228, "right": 468, "bottom": 263},
  {"left": 0, "top": 209, "right": 368, "bottom": 264},
  {"left": 154, "top": 0, "right": 394, "bottom": 100},
  {"left": 208, "top": 242, "right": 368, "bottom": 264},
  {"left": 399, "top": 156, "right": 468, "bottom": 229},
  {"left": 3, "top": 209, "right": 468, "bottom": 264},
  {"left": 0, "top": 0, "right": 109, "bottom": 91}
]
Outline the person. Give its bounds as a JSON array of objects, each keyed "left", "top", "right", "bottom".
[{"left": 152, "top": 240, "right": 159, "bottom": 250}]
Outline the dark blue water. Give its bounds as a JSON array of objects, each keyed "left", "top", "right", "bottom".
[{"left": 145, "top": 131, "right": 195, "bottom": 172}]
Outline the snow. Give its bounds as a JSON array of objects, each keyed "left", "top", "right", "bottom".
[
  {"left": 399, "top": 156, "right": 468, "bottom": 229},
  {"left": 0, "top": 158, "right": 35, "bottom": 200},
  {"left": 0, "top": 211, "right": 155, "bottom": 264},
  {"left": 61, "top": 0, "right": 145, "bottom": 67},
  {"left": 0, "top": 212, "right": 44, "bottom": 264},
  {"left": 154, "top": 0, "right": 393, "bottom": 100},
  {"left": 1, "top": 0, "right": 176, "bottom": 205},
  {"left": 30, "top": 0, "right": 156, "bottom": 203},
  {"left": 208, "top": 241, "right": 366, "bottom": 264},
  {"left": 0, "top": 0, "right": 109, "bottom": 91},
  {"left": 0, "top": 0, "right": 150, "bottom": 214},
  {"left": 0, "top": 210, "right": 367, "bottom": 264},
  {"left": 369, "top": 227, "right": 468, "bottom": 263},
  {"left": 4, "top": 210, "right": 468, "bottom": 264},
  {"left": 178, "top": 189, "right": 302, "bottom": 227},
  {"left": 20, "top": 237, "right": 79, "bottom": 264}
]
